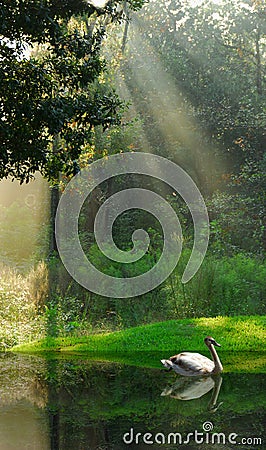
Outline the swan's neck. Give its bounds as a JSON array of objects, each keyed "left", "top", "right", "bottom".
[{"left": 209, "top": 344, "right": 223, "bottom": 373}]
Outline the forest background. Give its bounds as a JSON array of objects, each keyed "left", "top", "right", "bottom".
[{"left": 0, "top": 0, "right": 265, "bottom": 349}]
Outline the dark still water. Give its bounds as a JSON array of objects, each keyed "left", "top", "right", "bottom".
[{"left": 0, "top": 353, "right": 265, "bottom": 450}]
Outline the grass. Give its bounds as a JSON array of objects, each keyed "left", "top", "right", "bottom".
[{"left": 12, "top": 316, "right": 266, "bottom": 372}]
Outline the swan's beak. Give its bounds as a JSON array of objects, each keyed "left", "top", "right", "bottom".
[{"left": 213, "top": 340, "right": 221, "bottom": 347}]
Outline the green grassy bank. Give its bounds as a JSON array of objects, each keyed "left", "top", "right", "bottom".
[{"left": 12, "top": 316, "right": 266, "bottom": 372}]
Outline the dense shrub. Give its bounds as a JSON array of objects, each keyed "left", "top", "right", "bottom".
[
  {"left": 164, "top": 251, "right": 266, "bottom": 318},
  {"left": 43, "top": 248, "right": 266, "bottom": 331}
]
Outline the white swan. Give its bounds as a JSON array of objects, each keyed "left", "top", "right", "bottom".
[{"left": 161, "top": 336, "right": 223, "bottom": 376}]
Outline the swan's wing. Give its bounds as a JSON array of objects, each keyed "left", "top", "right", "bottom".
[{"left": 170, "top": 352, "right": 215, "bottom": 374}]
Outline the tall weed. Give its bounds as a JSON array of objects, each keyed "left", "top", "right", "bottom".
[{"left": 0, "top": 263, "right": 46, "bottom": 348}]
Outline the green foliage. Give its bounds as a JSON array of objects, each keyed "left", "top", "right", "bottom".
[
  {"left": 37, "top": 242, "right": 265, "bottom": 332},
  {"left": 208, "top": 191, "right": 265, "bottom": 255},
  {"left": 133, "top": 0, "right": 265, "bottom": 156},
  {"left": 0, "top": 0, "right": 145, "bottom": 182},
  {"left": 117, "top": 0, "right": 265, "bottom": 228},
  {"left": 212, "top": 255, "right": 266, "bottom": 315},
  {"left": 44, "top": 302, "right": 59, "bottom": 337},
  {"left": 164, "top": 251, "right": 266, "bottom": 318}
]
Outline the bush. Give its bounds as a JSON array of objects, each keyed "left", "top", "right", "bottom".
[
  {"left": 164, "top": 251, "right": 266, "bottom": 317},
  {"left": 208, "top": 191, "right": 265, "bottom": 256}
]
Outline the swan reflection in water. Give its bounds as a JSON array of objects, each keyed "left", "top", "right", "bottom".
[{"left": 161, "top": 375, "right": 223, "bottom": 412}]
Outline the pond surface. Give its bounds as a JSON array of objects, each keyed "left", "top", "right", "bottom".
[{"left": 0, "top": 353, "right": 265, "bottom": 450}]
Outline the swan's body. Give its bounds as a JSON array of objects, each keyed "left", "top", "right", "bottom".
[{"left": 161, "top": 336, "right": 223, "bottom": 376}]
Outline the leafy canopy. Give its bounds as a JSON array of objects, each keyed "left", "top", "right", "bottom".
[{"left": 0, "top": 0, "right": 144, "bottom": 182}]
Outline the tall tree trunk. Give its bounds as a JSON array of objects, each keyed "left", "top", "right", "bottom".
[
  {"left": 48, "top": 136, "right": 60, "bottom": 307},
  {"left": 49, "top": 135, "right": 60, "bottom": 256},
  {"left": 255, "top": 27, "right": 262, "bottom": 96},
  {"left": 49, "top": 185, "right": 59, "bottom": 255},
  {"left": 121, "top": 2, "right": 130, "bottom": 54}
]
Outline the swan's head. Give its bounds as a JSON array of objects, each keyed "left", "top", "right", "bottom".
[{"left": 204, "top": 336, "right": 221, "bottom": 347}]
